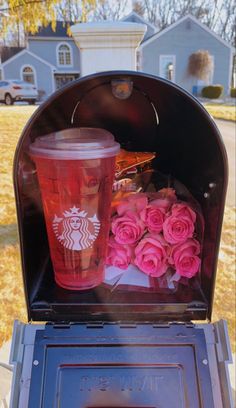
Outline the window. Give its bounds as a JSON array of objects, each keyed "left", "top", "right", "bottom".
[
  {"left": 159, "top": 55, "right": 176, "bottom": 82},
  {"left": 136, "top": 50, "right": 142, "bottom": 71},
  {"left": 57, "top": 44, "right": 72, "bottom": 66},
  {"left": 22, "top": 66, "right": 35, "bottom": 84},
  {"left": 55, "top": 74, "right": 79, "bottom": 90}
]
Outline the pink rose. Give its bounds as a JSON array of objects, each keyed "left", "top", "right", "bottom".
[
  {"left": 134, "top": 234, "right": 169, "bottom": 277},
  {"left": 163, "top": 216, "right": 195, "bottom": 244},
  {"left": 112, "top": 211, "right": 145, "bottom": 244},
  {"left": 163, "top": 203, "right": 196, "bottom": 244},
  {"left": 116, "top": 193, "right": 148, "bottom": 216},
  {"left": 170, "top": 239, "right": 201, "bottom": 278},
  {"left": 106, "top": 237, "right": 133, "bottom": 269},
  {"left": 171, "top": 203, "right": 196, "bottom": 223},
  {"left": 140, "top": 204, "right": 166, "bottom": 233}
]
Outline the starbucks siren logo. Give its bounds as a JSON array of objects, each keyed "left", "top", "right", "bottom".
[{"left": 52, "top": 206, "right": 100, "bottom": 251}]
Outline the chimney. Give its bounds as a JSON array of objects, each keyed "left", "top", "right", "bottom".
[{"left": 70, "top": 21, "right": 146, "bottom": 76}]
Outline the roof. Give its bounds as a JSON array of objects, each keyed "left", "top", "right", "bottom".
[
  {"left": 28, "top": 21, "right": 72, "bottom": 38},
  {"left": 139, "top": 14, "right": 234, "bottom": 50},
  {"left": 1, "top": 46, "right": 25, "bottom": 63},
  {"left": 121, "top": 11, "right": 157, "bottom": 32},
  {"left": 1, "top": 49, "right": 56, "bottom": 69},
  {"left": 121, "top": 11, "right": 157, "bottom": 42}
]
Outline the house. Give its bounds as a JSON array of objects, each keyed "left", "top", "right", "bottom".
[
  {"left": 0, "top": 22, "right": 80, "bottom": 100},
  {"left": 0, "top": 13, "right": 234, "bottom": 100},
  {"left": 136, "top": 14, "right": 234, "bottom": 96},
  {"left": 0, "top": 46, "right": 25, "bottom": 79}
]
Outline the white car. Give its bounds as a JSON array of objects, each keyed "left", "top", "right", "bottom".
[{"left": 0, "top": 79, "right": 38, "bottom": 105}]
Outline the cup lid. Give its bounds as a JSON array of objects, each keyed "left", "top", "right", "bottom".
[{"left": 29, "top": 128, "right": 120, "bottom": 160}]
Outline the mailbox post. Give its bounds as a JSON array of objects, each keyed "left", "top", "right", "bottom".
[{"left": 71, "top": 21, "right": 146, "bottom": 76}]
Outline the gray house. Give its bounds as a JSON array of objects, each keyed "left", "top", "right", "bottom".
[
  {"left": 0, "top": 13, "right": 233, "bottom": 100},
  {"left": 137, "top": 14, "right": 234, "bottom": 95},
  {"left": 0, "top": 22, "right": 80, "bottom": 100}
]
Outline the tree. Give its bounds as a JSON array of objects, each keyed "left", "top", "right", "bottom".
[
  {"left": 1, "top": 0, "right": 235, "bottom": 45},
  {"left": 132, "top": 1, "right": 145, "bottom": 17},
  {"left": 0, "top": 0, "right": 96, "bottom": 42},
  {"left": 139, "top": 0, "right": 235, "bottom": 45},
  {"left": 56, "top": 0, "right": 96, "bottom": 23},
  {"left": 91, "top": 0, "right": 128, "bottom": 21}
]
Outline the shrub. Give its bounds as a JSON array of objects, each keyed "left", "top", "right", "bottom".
[
  {"left": 201, "top": 85, "right": 224, "bottom": 99},
  {"left": 230, "top": 88, "right": 236, "bottom": 98},
  {"left": 188, "top": 50, "right": 213, "bottom": 80}
]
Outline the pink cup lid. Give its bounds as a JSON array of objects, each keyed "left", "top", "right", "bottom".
[{"left": 29, "top": 128, "right": 120, "bottom": 160}]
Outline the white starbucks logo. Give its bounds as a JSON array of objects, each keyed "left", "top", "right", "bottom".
[{"left": 52, "top": 206, "right": 100, "bottom": 251}]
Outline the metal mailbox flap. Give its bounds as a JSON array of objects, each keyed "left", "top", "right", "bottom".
[{"left": 28, "top": 323, "right": 215, "bottom": 408}]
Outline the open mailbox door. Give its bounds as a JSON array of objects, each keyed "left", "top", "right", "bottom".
[{"left": 10, "top": 72, "right": 233, "bottom": 407}]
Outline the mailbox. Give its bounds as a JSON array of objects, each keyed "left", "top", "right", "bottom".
[{"left": 10, "top": 71, "right": 233, "bottom": 408}]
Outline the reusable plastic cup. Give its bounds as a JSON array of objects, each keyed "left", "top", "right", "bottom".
[{"left": 29, "top": 128, "right": 120, "bottom": 290}]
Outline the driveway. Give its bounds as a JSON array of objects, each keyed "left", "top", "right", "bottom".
[{"left": 214, "top": 119, "right": 235, "bottom": 206}]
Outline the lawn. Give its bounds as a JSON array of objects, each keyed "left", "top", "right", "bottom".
[
  {"left": 204, "top": 104, "right": 236, "bottom": 122},
  {"left": 0, "top": 105, "right": 235, "bottom": 352}
]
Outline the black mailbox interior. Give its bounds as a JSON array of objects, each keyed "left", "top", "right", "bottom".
[{"left": 13, "top": 71, "right": 228, "bottom": 323}]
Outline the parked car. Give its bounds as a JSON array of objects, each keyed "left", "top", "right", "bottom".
[{"left": 0, "top": 80, "right": 38, "bottom": 105}]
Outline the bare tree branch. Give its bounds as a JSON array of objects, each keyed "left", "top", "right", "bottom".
[{"left": 138, "top": 0, "right": 235, "bottom": 44}]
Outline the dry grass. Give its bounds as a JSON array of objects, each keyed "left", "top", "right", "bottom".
[
  {"left": 204, "top": 104, "right": 236, "bottom": 122},
  {"left": 212, "top": 206, "right": 236, "bottom": 351},
  {"left": 0, "top": 105, "right": 235, "bottom": 351},
  {"left": 0, "top": 106, "right": 37, "bottom": 344}
]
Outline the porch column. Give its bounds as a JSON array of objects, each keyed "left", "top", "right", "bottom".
[{"left": 70, "top": 22, "right": 146, "bottom": 76}]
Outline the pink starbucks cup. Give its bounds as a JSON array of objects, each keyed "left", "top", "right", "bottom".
[{"left": 29, "top": 128, "right": 120, "bottom": 290}]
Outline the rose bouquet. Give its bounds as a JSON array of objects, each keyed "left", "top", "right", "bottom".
[{"left": 106, "top": 188, "right": 202, "bottom": 289}]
